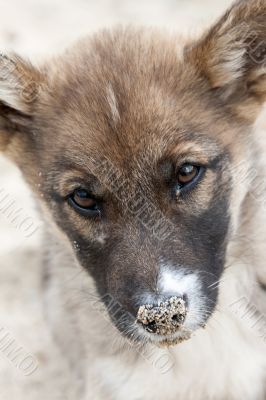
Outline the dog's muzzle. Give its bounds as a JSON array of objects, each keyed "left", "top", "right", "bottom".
[{"left": 137, "top": 296, "right": 187, "bottom": 335}]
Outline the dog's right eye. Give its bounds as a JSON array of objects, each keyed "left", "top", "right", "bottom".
[
  {"left": 176, "top": 164, "right": 204, "bottom": 192},
  {"left": 68, "top": 189, "right": 101, "bottom": 217}
]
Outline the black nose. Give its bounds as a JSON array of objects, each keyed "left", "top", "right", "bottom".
[{"left": 137, "top": 296, "right": 187, "bottom": 335}]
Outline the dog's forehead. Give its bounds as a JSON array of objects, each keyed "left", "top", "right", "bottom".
[
  {"left": 39, "top": 28, "right": 240, "bottom": 174},
  {"left": 43, "top": 28, "right": 191, "bottom": 131}
]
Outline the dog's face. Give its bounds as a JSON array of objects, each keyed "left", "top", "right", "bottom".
[{"left": 1, "top": 0, "right": 266, "bottom": 346}]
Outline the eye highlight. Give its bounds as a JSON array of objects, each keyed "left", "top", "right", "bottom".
[
  {"left": 68, "top": 189, "right": 101, "bottom": 217},
  {"left": 176, "top": 164, "right": 204, "bottom": 191}
]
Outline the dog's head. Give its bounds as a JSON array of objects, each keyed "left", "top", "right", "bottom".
[{"left": 1, "top": 0, "right": 266, "bottom": 346}]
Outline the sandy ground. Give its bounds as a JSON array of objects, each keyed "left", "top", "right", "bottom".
[{"left": 0, "top": 0, "right": 242, "bottom": 398}]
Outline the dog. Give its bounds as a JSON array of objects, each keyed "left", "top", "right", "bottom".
[{"left": 1, "top": 0, "right": 266, "bottom": 398}]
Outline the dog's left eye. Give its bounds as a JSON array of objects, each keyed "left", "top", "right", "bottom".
[
  {"left": 68, "top": 189, "right": 101, "bottom": 217},
  {"left": 176, "top": 164, "right": 203, "bottom": 191}
]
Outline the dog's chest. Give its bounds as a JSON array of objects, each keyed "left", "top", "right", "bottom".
[{"left": 86, "top": 316, "right": 266, "bottom": 400}]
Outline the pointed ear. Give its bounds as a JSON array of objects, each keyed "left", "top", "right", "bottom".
[
  {"left": 0, "top": 53, "right": 43, "bottom": 150},
  {"left": 186, "top": 0, "right": 266, "bottom": 122}
]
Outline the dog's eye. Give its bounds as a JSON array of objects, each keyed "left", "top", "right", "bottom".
[
  {"left": 68, "top": 189, "right": 100, "bottom": 217},
  {"left": 176, "top": 164, "right": 202, "bottom": 190}
]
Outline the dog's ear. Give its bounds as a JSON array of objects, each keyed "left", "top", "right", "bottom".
[
  {"left": 186, "top": 0, "right": 266, "bottom": 122},
  {"left": 0, "top": 53, "right": 42, "bottom": 150}
]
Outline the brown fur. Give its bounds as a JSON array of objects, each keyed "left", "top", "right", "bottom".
[{"left": 1, "top": 1, "right": 266, "bottom": 399}]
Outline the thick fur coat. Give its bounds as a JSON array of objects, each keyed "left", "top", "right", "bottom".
[{"left": 1, "top": 0, "right": 266, "bottom": 398}]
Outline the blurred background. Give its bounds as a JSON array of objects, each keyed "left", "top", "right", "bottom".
[{"left": 0, "top": 0, "right": 237, "bottom": 398}]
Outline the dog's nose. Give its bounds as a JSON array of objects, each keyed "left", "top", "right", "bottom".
[{"left": 137, "top": 296, "right": 187, "bottom": 335}]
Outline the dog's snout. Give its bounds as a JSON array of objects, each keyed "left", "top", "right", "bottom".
[{"left": 137, "top": 296, "right": 187, "bottom": 336}]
